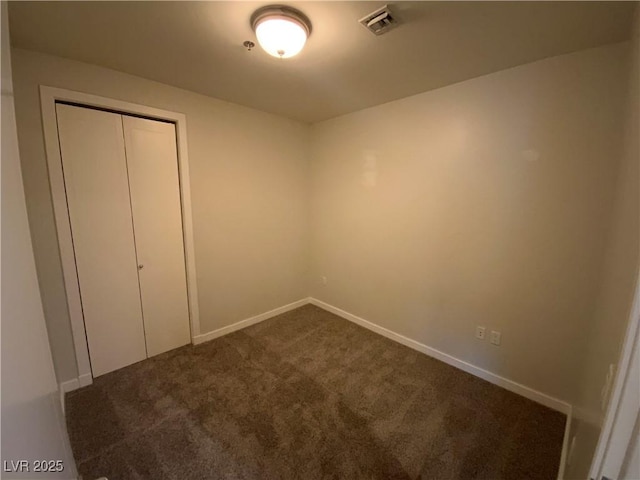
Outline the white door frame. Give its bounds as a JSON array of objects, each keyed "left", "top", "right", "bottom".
[
  {"left": 589, "top": 275, "right": 640, "bottom": 480},
  {"left": 40, "top": 86, "right": 201, "bottom": 385}
]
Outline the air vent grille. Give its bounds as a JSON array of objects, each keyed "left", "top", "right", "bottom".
[{"left": 359, "top": 5, "right": 399, "bottom": 36}]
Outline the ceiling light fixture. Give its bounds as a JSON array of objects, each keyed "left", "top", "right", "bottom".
[{"left": 251, "top": 5, "right": 312, "bottom": 59}]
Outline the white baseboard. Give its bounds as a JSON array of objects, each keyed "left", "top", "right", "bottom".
[
  {"left": 557, "top": 408, "right": 573, "bottom": 480},
  {"left": 78, "top": 372, "right": 93, "bottom": 387},
  {"left": 59, "top": 388, "right": 66, "bottom": 416},
  {"left": 60, "top": 378, "right": 79, "bottom": 393},
  {"left": 308, "top": 297, "right": 572, "bottom": 416},
  {"left": 59, "top": 373, "right": 93, "bottom": 394},
  {"left": 192, "top": 298, "right": 309, "bottom": 345},
  {"left": 59, "top": 379, "right": 79, "bottom": 415},
  {"left": 59, "top": 373, "right": 93, "bottom": 415}
]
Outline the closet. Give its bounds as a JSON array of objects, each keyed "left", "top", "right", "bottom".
[{"left": 56, "top": 103, "right": 191, "bottom": 377}]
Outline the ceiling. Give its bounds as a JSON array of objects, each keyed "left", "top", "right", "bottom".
[{"left": 8, "top": 1, "right": 636, "bottom": 124}]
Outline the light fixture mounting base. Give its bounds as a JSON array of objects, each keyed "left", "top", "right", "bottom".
[{"left": 250, "top": 5, "right": 312, "bottom": 37}]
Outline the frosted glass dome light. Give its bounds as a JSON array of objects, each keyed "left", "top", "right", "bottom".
[{"left": 251, "top": 6, "right": 311, "bottom": 59}]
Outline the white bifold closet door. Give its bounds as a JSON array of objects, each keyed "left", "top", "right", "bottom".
[
  {"left": 122, "top": 116, "right": 190, "bottom": 358},
  {"left": 56, "top": 104, "right": 190, "bottom": 377}
]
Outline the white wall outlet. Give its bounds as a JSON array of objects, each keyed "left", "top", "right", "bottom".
[
  {"left": 321, "top": 276, "right": 327, "bottom": 285},
  {"left": 490, "top": 330, "right": 501, "bottom": 346},
  {"left": 476, "top": 326, "right": 486, "bottom": 340}
]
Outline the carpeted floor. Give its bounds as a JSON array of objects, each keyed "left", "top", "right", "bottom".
[{"left": 67, "top": 304, "right": 566, "bottom": 480}]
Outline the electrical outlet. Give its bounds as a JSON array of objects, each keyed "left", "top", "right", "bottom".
[
  {"left": 490, "top": 330, "right": 501, "bottom": 346},
  {"left": 321, "top": 276, "right": 327, "bottom": 285},
  {"left": 476, "top": 326, "right": 486, "bottom": 340}
]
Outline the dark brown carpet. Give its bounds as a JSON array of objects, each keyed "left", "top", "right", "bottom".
[{"left": 67, "top": 304, "right": 565, "bottom": 480}]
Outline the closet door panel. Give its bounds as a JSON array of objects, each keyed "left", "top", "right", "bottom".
[
  {"left": 56, "top": 104, "right": 147, "bottom": 377},
  {"left": 123, "top": 116, "right": 191, "bottom": 357}
]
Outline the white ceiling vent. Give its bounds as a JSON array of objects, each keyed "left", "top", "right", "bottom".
[{"left": 359, "top": 5, "right": 399, "bottom": 36}]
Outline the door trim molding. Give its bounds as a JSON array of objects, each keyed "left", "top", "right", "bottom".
[
  {"left": 588, "top": 276, "right": 640, "bottom": 479},
  {"left": 40, "top": 86, "right": 201, "bottom": 383}
]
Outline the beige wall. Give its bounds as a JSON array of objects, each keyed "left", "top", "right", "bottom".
[
  {"left": 2, "top": 6, "right": 76, "bottom": 474},
  {"left": 12, "top": 38, "right": 635, "bottom": 437},
  {"left": 309, "top": 43, "right": 629, "bottom": 405},
  {"left": 11, "top": 48, "right": 311, "bottom": 383},
  {"left": 566, "top": 9, "right": 640, "bottom": 479}
]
